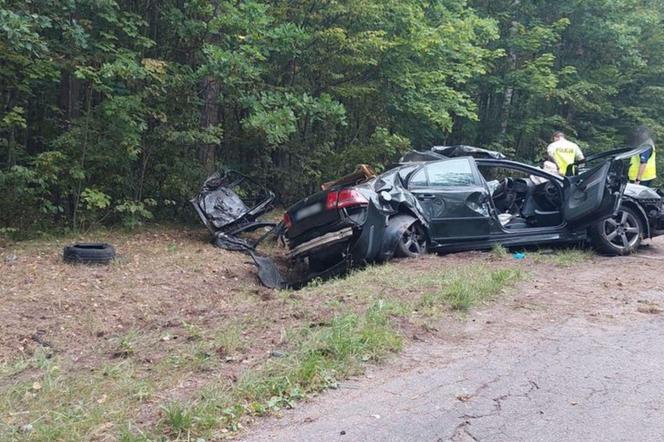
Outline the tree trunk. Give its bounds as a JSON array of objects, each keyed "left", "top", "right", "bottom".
[
  {"left": 59, "top": 70, "right": 81, "bottom": 125},
  {"left": 71, "top": 84, "right": 92, "bottom": 230},
  {"left": 199, "top": 76, "right": 220, "bottom": 173},
  {"left": 500, "top": 18, "right": 519, "bottom": 137},
  {"left": 500, "top": 85, "right": 514, "bottom": 136}
]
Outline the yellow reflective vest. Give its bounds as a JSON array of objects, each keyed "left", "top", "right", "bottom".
[
  {"left": 551, "top": 146, "right": 577, "bottom": 176},
  {"left": 628, "top": 146, "right": 656, "bottom": 182}
]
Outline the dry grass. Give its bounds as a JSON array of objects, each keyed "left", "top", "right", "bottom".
[{"left": 0, "top": 228, "right": 523, "bottom": 440}]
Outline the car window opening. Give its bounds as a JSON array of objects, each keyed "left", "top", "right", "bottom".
[{"left": 479, "top": 166, "right": 565, "bottom": 230}]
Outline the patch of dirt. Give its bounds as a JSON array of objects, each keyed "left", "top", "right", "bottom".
[{"left": 0, "top": 228, "right": 256, "bottom": 363}]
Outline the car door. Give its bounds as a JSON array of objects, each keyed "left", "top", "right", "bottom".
[
  {"left": 408, "top": 157, "right": 492, "bottom": 244},
  {"left": 562, "top": 158, "right": 624, "bottom": 224}
]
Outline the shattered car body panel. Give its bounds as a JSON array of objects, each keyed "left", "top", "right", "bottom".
[
  {"left": 321, "top": 164, "right": 376, "bottom": 191},
  {"left": 284, "top": 153, "right": 501, "bottom": 273},
  {"left": 191, "top": 170, "right": 277, "bottom": 236},
  {"left": 622, "top": 183, "right": 664, "bottom": 237},
  {"left": 193, "top": 146, "right": 664, "bottom": 288},
  {"left": 399, "top": 145, "right": 505, "bottom": 163},
  {"left": 191, "top": 170, "right": 286, "bottom": 288},
  {"left": 430, "top": 145, "right": 506, "bottom": 160}
]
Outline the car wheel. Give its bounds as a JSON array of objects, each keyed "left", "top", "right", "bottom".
[
  {"left": 590, "top": 205, "right": 643, "bottom": 256},
  {"left": 395, "top": 221, "right": 427, "bottom": 258}
]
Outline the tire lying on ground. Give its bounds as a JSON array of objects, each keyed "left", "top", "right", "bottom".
[
  {"left": 63, "top": 243, "right": 116, "bottom": 264},
  {"left": 589, "top": 205, "right": 643, "bottom": 256}
]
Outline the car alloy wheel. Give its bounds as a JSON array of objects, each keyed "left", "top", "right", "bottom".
[
  {"left": 601, "top": 208, "right": 641, "bottom": 251},
  {"left": 401, "top": 223, "right": 427, "bottom": 256}
]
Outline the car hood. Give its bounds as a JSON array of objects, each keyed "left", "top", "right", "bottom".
[{"left": 624, "top": 183, "right": 662, "bottom": 200}]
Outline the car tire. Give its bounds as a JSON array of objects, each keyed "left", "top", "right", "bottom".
[
  {"left": 63, "top": 243, "right": 116, "bottom": 264},
  {"left": 590, "top": 205, "right": 643, "bottom": 256},
  {"left": 395, "top": 221, "right": 427, "bottom": 258}
]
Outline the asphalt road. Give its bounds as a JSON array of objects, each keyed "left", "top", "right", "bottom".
[{"left": 245, "top": 241, "right": 664, "bottom": 442}]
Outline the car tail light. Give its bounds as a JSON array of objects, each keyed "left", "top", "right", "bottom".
[
  {"left": 325, "top": 188, "right": 369, "bottom": 210},
  {"left": 283, "top": 212, "right": 293, "bottom": 229},
  {"left": 337, "top": 189, "right": 369, "bottom": 208},
  {"left": 326, "top": 191, "right": 339, "bottom": 210}
]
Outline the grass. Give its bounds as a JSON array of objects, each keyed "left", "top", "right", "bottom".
[
  {"left": 237, "top": 302, "right": 403, "bottom": 407},
  {"left": 490, "top": 243, "right": 509, "bottom": 259},
  {"left": 418, "top": 266, "right": 523, "bottom": 313},
  {"left": 153, "top": 302, "right": 404, "bottom": 438},
  {"left": 114, "top": 331, "right": 139, "bottom": 358},
  {"left": 161, "top": 402, "right": 194, "bottom": 438},
  {"left": 531, "top": 247, "right": 593, "bottom": 267},
  {"left": 0, "top": 354, "right": 154, "bottom": 441},
  {"left": 214, "top": 320, "right": 247, "bottom": 356},
  {"left": 490, "top": 243, "right": 593, "bottom": 268},
  {"left": 1, "top": 229, "right": 525, "bottom": 440},
  {"left": 149, "top": 265, "right": 523, "bottom": 438}
]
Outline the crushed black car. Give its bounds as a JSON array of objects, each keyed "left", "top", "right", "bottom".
[
  {"left": 191, "top": 146, "right": 664, "bottom": 287},
  {"left": 282, "top": 145, "right": 664, "bottom": 277}
]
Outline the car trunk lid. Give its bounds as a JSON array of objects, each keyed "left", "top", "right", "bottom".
[
  {"left": 285, "top": 190, "right": 341, "bottom": 239},
  {"left": 285, "top": 186, "right": 371, "bottom": 241}
]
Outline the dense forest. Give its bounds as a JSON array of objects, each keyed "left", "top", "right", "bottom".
[{"left": 1, "top": 0, "right": 663, "bottom": 233}]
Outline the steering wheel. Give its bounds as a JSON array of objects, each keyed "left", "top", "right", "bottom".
[
  {"left": 543, "top": 181, "right": 561, "bottom": 207},
  {"left": 493, "top": 177, "right": 513, "bottom": 198},
  {"left": 491, "top": 178, "right": 517, "bottom": 212}
]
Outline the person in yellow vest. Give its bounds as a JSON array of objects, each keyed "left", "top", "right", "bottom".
[
  {"left": 546, "top": 131, "right": 584, "bottom": 176},
  {"left": 628, "top": 126, "right": 656, "bottom": 187}
]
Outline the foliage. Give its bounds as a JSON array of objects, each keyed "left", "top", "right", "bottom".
[
  {"left": 1, "top": 0, "right": 663, "bottom": 232},
  {"left": 455, "top": 0, "right": 664, "bottom": 163}
]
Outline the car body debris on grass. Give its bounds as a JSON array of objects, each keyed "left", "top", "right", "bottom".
[
  {"left": 192, "top": 145, "right": 664, "bottom": 288},
  {"left": 191, "top": 170, "right": 287, "bottom": 288}
]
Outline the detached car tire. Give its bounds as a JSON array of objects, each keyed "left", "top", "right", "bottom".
[
  {"left": 63, "top": 243, "right": 116, "bottom": 264},
  {"left": 590, "top": 205, "right": 643, "bottom": 256},
  {"left": 395, "top": 221, "right": 427, "bottom": 258}
]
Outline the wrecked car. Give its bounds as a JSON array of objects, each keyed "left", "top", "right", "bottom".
[{"left": 282, "top": 145, "right": 664, "bottom": 276}]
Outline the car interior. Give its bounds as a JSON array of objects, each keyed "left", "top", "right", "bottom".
[{"left": 478, "top": 166, "right": 564, "bottom": 230}]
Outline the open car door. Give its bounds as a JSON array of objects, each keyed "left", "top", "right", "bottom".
[{"left": 563, "top": 146, "right": 649, "bottom": 224}]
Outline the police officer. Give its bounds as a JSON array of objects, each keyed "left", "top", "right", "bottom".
[
  {"left": 628, "top": 126, "right": 657, "bottom": 187},
  {"left": 546, "top": 131, "right": 585, "bottom": 176}
]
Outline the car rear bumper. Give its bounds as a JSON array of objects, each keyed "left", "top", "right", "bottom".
[{"left": 287, "top": 227, "right": 354, "bottom": 259}]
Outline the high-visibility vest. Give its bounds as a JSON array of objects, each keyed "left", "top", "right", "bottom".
[
  {"left": 551, "top": 146, "right": 577, "bottom": 175},
  {"left": 628, "top": 146, "right": 656, "bottom": 182}
]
